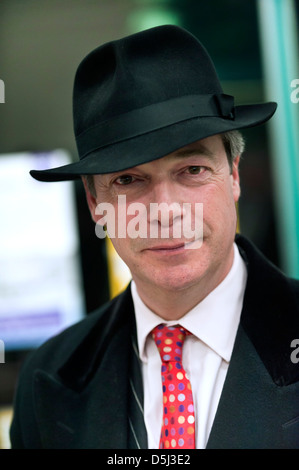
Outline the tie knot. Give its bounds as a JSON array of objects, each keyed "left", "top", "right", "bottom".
[{"left": 152, "top": 324, "right": 189, "bottom": 363}]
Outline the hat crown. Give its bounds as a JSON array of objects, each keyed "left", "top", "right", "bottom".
[{"left": 73, "top": 25, "right": 223, "bottom": 136}]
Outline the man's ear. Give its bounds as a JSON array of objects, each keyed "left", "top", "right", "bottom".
[
  {"left": 231, "top": 156, "right": 241, "bottom": 203},
  {"left": 81, "top": 177, "right": 98, "bottom": 224}
]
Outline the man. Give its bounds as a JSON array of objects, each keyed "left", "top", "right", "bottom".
[{"left": 10, "top": 25, "right": 299, "bottom": 449}]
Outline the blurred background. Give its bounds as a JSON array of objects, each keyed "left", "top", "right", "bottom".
[{"left": 0, "top": 0, "right": 298, "bottom": 448}]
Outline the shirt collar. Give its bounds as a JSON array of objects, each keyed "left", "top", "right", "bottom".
[{"left": 132, "top": 243, "right": 247, "bottom": 363}]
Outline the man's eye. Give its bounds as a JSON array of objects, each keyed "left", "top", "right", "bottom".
[
  {"left": 115, "top": 175, "right": 135, "bottom": 185},
  {"left": 187, "top": 166, "right": 203, "bottom": 175}
]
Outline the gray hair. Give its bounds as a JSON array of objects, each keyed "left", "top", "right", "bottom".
[
  {"left": 221, "top": 129, "right": 245, "bottom": 171},
  {"left": 82, "top": 130, "right": 245, "bottom": 196}
]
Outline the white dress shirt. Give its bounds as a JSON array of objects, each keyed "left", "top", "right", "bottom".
[{"left": 131, "top": 243, "right": 247, "bottom": 449}]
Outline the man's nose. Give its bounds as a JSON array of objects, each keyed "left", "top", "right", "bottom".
[
  {"left": 148, "top": 181, "right": 185, "bottom": 227},
  {"left": 150, "top": 180, "right": 180, "bottom": 204}
]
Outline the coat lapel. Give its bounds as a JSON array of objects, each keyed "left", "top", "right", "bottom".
[
  {"left": 33, "top": 287, "right": 147, "bottom": 449},
  {"left": 207, "top": 322, "right": 299, "bottom": 449},
  {"left": 207, "top": 236, "right": 299, "bottom": 448},
  {"left": 127, "top": 332, "right": 148, "bottom": 449},
  {"left": 235, "top": 235, "right": 299, "bottom": 387}
]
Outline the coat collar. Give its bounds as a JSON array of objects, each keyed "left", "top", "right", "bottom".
[
  {"left": 57, "top": 287, "right": 136, "bottom": 392},
  {"left": 35, "top": 288, "right": 148, "bottom": 448}
]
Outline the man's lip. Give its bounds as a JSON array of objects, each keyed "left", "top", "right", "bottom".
[{"left": 145, "top": 243, "right": 186, "bottom": 251}]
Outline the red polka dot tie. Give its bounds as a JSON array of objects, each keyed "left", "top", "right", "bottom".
[{"left": 152, "top": 324, "right": 196, "bottom": 449}]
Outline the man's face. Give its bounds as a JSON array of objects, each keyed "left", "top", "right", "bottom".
[{"left": 84, "top": 135, "right": 240, "bottom": 303}]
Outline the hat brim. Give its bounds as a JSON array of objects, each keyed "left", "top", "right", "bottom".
[{"left": 30, "top": 102, "right": 277, "bottom": 182}]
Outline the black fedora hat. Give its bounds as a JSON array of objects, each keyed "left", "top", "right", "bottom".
[{"left": 30, "top": 24, "right": 277, "bottom": 182}]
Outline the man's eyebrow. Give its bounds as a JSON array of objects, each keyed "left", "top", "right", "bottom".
[{"left": 171, "top": 144, "right": 215, "bottom": 159}]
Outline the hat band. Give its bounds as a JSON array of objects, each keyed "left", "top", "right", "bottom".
[{"left": 76, "top": 93, "right": 235, "bottom": 159}]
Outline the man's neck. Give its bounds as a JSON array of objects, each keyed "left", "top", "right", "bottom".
[{"left": 133, "top": 252, "right": 235, "bottom": 321}]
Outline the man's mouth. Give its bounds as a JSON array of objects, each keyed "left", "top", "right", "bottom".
[
  {"left": 147, "top": 242, "right": 186, "bottom": 252},
  {"left": 144, "top": 237, "right": 203, "bottom": 253}
]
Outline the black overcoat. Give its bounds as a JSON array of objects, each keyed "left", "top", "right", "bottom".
[{"left": 10, "top": 235, "right": 299, "bottom": 448}]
